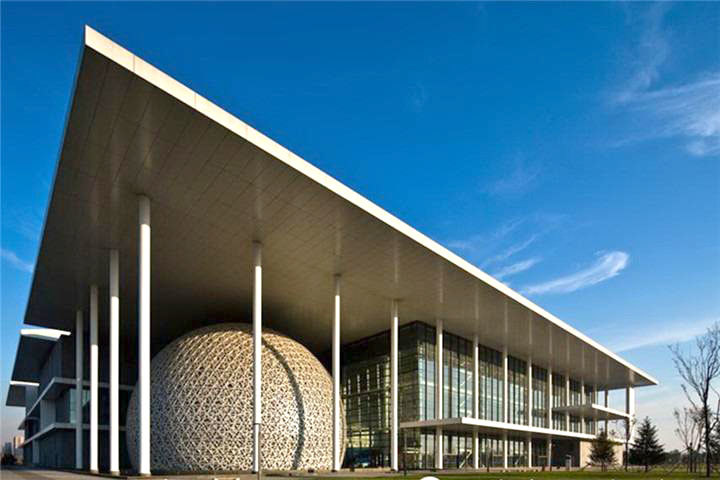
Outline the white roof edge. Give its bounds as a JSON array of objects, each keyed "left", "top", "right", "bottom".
[
  {"left": 82, "top": 25, "right": 658, "bottom": 387},
  {"left": 20, "top": 327, "right": 70, "bottom": 341},
  {"left": 10, "top": 380, "right": 39, "bottom": 387}
]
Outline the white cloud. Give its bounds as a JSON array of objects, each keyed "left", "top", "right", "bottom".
[
  {"left": 484, "top": 157, "right": 540, "bottom": 197},
  {"left": 612, "top": 4, "right": 720, "bottom": 157},
  {"left": 492, "top": 257, "right": 541, "bottom": 280},
  {"left": 1, "top": 248, "right": 34, "bottom": 273},
  {"left": 521, "top": 251, "right": 629, "bottom": 296},
  {"left": 620, "top": 73, "right": 720, "bottom": 157},
  {"left": 482, "top": 235, "right": 538, "bottom": 267},
  {"left": 609, "top": 317, "right": 719, "bottom": 353}
]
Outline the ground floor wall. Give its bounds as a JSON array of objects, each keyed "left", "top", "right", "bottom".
[{"left": 25, "top": 429, "right": 131, "bottom": 472}]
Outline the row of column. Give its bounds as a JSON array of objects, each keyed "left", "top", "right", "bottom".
[
  {"left": 71, "top": 196, "right": 636, "bottom": 474},
  {"left": 74, "top": 197, "right": 150, "bottom": 475}
]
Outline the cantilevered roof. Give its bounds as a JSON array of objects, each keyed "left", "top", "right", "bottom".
[
  {"left": 23, "top": 26, "right": 657, "bottom": 390},
  {"left": 6, "top": 381, "right": 38, "bottom": 408},
  {"left": 553, "top": 403, "right": 630, "bottom": 421},
  {"left": 10, "top": 329, "right": 69, "bottom": 383}
]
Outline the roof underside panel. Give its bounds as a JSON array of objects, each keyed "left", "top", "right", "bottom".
[{"left": 22, "top": 27, "right": 656, "bottom": 391}]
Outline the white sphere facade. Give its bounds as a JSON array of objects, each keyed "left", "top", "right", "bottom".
[{"left": 125, "top": 323, "right": 345, "bottom": 473}]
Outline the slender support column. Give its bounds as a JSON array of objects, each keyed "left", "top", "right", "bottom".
[
  {"left": 546, "top": 436, "right": 552, "bottom": 468},
  {"left": 390, "top": 300, "right": 399, "bottom": 471},
  {"left": 580, "top": 381, "right": 585, "bottom": 434},
  {"left": 625, "top": 386, "right": 635, "bottom": 442},
  {"left": 332, "top": 275, "right": 341, "bottom": 471},
  {"left": 435, "top": 319, "right": 443, "bottom": 470},
  {"left": 75, "top": 310, "right": 83, "bottom": 470},
  {"left": 565, "top": 375, "right": 570, "bottom": 431},
  {"left": 138, "top": 195, "right": 151, "bottom": 476},
  {"left": 502, "top": 348, "right": 509, "bottom": 424},
  {"left": 252, "top": 242, "right": 262, "bottom": 473},
  {"left": 604, "top": 389, "right": 609, "bottom": 434},
  {"left": 89, "top": 285, "right": 99, "bottom": 473},
  {"left": 109, "top": 249, "right": 120, "bottom": 474},
  {"left": 527, "top": 433, "right": 532, "bottom": 468},
  {"left": 502, "top": 431, "right": 508, "bottom": 469},
  {"left": 546, "top": 369, "right": 553, "bottom": 429},
  {"left": 527, "top": 358, "right": 533, "bottom": 426},
  {"left": 472, "top": 334, "right": 479, "bottom": 469}
]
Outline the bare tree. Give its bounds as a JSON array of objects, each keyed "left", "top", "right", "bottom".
[
  {"left": 673, "top": 406, "right": 704, "bottom": 473},
  {"left": 669, "top": 322, "right": 720, "bottom": 478}
]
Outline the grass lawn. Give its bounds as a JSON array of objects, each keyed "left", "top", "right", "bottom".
[{"left": 327, "top": 470, "right": 720, "bottom": 480}]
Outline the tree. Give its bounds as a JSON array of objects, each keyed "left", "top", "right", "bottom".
[
  {"left": 629, "top": 417, "right": 665, "bottom": 472},
  {"left": 670, "top": 321, "right": 720, "bottom": 478},
  {"left": 673, "top": 406, "right": 704, "bottom": 473},
  {"left": 590, "top": 430, "right": 616, "bottom": 471}
]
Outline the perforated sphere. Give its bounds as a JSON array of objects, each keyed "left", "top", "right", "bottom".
[{"left": 125, "top": 323, "right": 345, "bottom": 473}]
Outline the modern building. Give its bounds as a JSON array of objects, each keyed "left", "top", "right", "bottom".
[{"left": 6, "top": 26, "right": 656, "bottom": 475}]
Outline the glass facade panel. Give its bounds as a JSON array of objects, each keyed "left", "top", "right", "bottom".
[
  {"left": 506, "top": 436, "right": 527, "bottom": 467},
  {"left": 478, "top": 346, "right": 503, "bottom": 421},
  {"left": 342, "top": 320, "right": 590, "bottom": 469},
  {"left": 531, "top": 365, "right": 548, "bottom": 428},
  {"left": 507, "top": 356, "right": 527, "bottom": 425}
]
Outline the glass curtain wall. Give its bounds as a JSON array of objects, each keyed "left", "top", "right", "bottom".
[
  {"left": 443, "top": 332, "right": 473, "bottom": 419},
  {"left": 478, "top": 346, "right": 503, "bottom": 421},
  {"left": 551, "top": 374, "right": 566, "bottom": 430},
  {"left": 506, "top": 436, "right": 527, "bottom": 467},
  {"left": 507, "top": 356, "right": 527, "bottom": 425},
  {"left": 531, "top": 366, "right": 548, "bottom": 428}
]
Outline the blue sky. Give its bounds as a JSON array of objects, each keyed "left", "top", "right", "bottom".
[{"left": 1, "top": 2, "right": 718, "bottom": 450}]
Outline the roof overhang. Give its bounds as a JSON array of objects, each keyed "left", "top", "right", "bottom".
[
  {"left": 6, "top": 381, "right": 38, "bottom": 407},
  {"left": 400, "top": 417, "right": 596, "bottom": 441},
  {"left": 22, "top": 26, "right": 657, "bottom": 391},
  {"left": 10, "top": 329, "right": 69, "bottom": 383},
  {"left": 553, "top": 403, "right": 630, "bottom": 421}
]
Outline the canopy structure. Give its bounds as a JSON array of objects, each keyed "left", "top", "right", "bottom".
[{"left": 21, "top": 26, "right": 656, "bottom": 392}]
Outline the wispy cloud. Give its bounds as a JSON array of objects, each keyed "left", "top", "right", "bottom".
[
  {"left": 609, "top": 317, "right": 719, "bottom": 353},
  {"left": 619, "top": 73, "right": 720, "bottom": 156},
  {"left": 612, "top": 4, "right": 719, "bottom": 157},
  {"left": 615, "top": 3, "right": 671, "bottom": 104},
  {"left": 492, "top": 257, "right": 542, "bottom": 281},
  {"left": 1, "top": 248, "right": 34, "bottom": 273},
  {"left": 481, "top": 234, "right": 538, "bottom": 268},
  {"left": 484, "top": 156, "right": 541, "bottom": 197},
  {"left": 447, "top": 217, "right": 525, "bottom": 253},
  {"left": 521, "top": 250, "right": 629, "bottom": 296}
]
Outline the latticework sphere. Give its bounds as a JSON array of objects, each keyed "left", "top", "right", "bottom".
[{"left": 125, "top": 323, "right": 345, "bottom": 473}]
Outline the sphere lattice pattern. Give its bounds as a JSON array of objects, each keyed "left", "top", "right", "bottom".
[{"left": 125, "top": 323, "right": 345, "bottom": 473}]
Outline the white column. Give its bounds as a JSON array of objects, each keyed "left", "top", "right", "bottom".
[
  {"left": 604, "top": 389, "right": 609, "bottom": 434},
  {"left": 252, "top": 242, "right": 262, "bottom": 473},
  {"left": 138, "top": 195, "right": 151, "bottom": 476},
  {"left": 625, "top": 386, "right": 635, "bottom": 442},
  {"left": 546, "top": 369, "right": 553, "bottom": 429},
  {"left": 75, "top": 310, "right": 83, "bottom": 470},
  {"left": 580, "top": 381, "right": 585, "bottom": 434},
  {"left": 332, "top": 275, "right": 341, "bottom": 471},
  {"left": 89, "top": 284, "right": 99, "bottom": 473},
  {"left": 527, "top": 434, "right": 532, "bottom": 468},
  {"left": 109, "top": 249, "right": 120, "bottom": 474},
  {"left": 390, "top": 300, "right": 399, "bottom": 471},
  {"left": 472, "top": 334, "right": 479, "bottom": 469},
  {"left": 502, "top": 431, "right": 508, "bottom": 469},
  {"left": 565, "top": 375, "right": 570, "bottom": 431},
  {"left": 502, "top": 348, "right": 509, "bottom": 424},
  {"left": 527, "top": 358, "right": 532, "bottom": 426},
  {"left": 546, "top": 436, "right": 552, "bottom": 468},
  {"left": 435, "top": 319, "right": 443, "bottom": 470}
]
